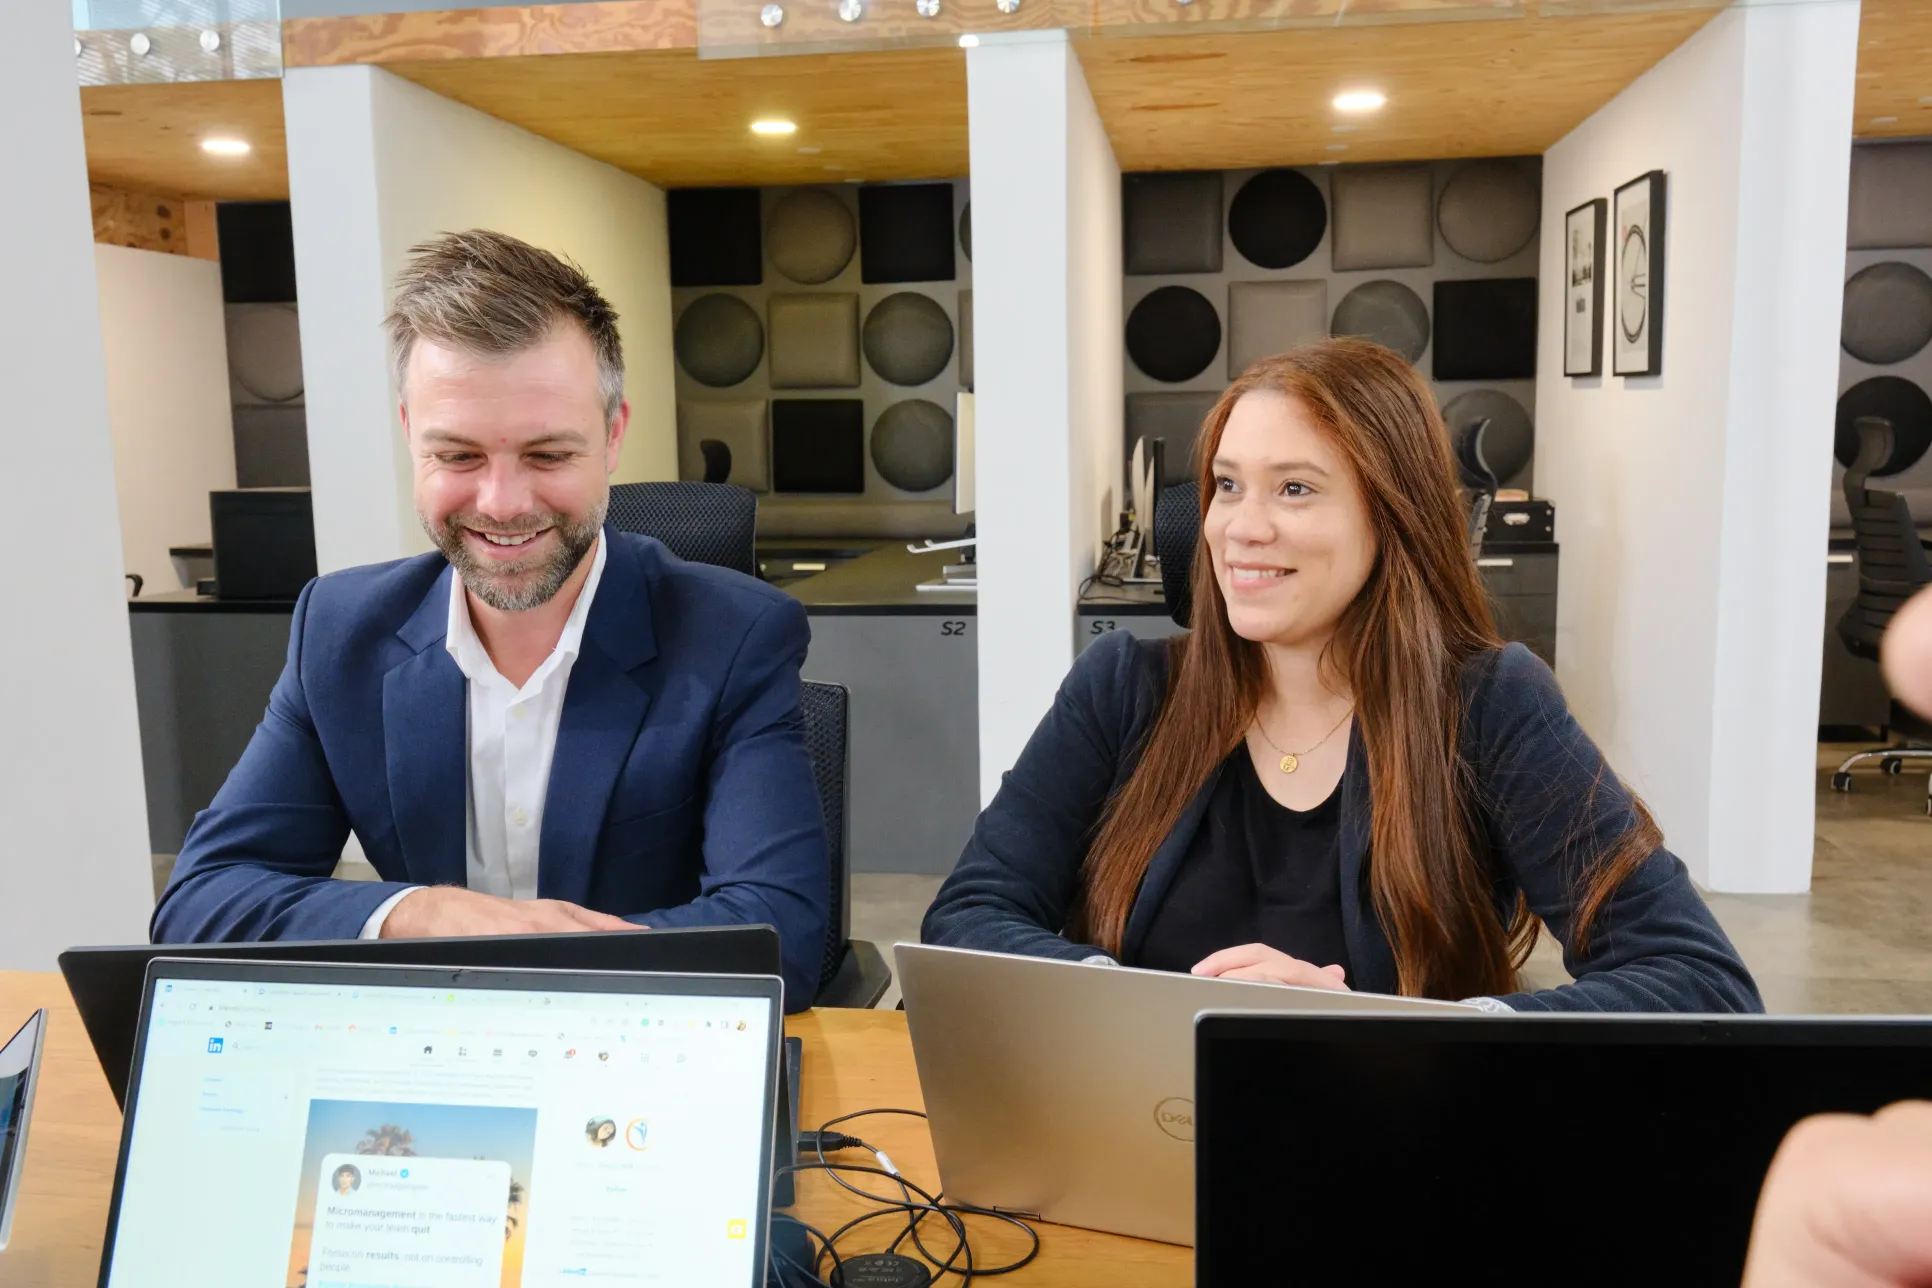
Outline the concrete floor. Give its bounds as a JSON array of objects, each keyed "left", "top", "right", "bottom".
[{"left": 149, "top": 740, "right": 1932, "bottom": 1013}]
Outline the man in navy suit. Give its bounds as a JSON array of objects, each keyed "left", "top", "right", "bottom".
[{"left": 153, "top": 229, "right": 829, "bottom": 1002}]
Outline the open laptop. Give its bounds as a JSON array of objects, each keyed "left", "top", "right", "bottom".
[
  {"left": 0, "top": 1009, "right": 46, "bottom": 1253},
  {"left": 97, "top": 958, "right": 783, "bottom": 1288},
  {"left": 1194, "top": 1012, "right": 1932, "bottom": 1288},
  {"left": 895, "top": 942, "right": 1473, "bottom": 1246}
]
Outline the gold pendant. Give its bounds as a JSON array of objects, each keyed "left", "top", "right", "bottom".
[{"left": 1279, "top": 753, "right": 1299, "bottom": 774}]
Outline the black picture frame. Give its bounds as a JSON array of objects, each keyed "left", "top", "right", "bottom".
[
  {"left": 1612, "top": 171, "right": 1667, "bottom": 376},
  {"left": 1563, "top": 198, "right": 1606, "bottom": 377}
]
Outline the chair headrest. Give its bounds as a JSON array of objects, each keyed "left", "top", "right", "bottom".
[
  {"left": 1455, "top": 416, "right": 1500, "bottom": 493},
  {"left": 1845, "top": 415, "right": 1896, "bottom": 499},
  {"left": 1154, "top": 482, "right": 1200, "bottom": 629}
]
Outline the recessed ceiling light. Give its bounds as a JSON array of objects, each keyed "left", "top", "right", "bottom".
[
  {"left": 200, "top": 137, "right": 250, "bottom": 156},
  {"left": 1332, "top": 90, "right": 1386, "bottom": 113},
  {"left": 751, "top": 119, "right": 797, "bottom": 136},
  {"left": 1326, "top": 143, "right": 1350, "bottom": 152},
  {"left": 957, "top": 33, "right": 979, "bottom": 47},
  {"left": 1873, "top": 115, "right": 1900, "bottom": 125}
]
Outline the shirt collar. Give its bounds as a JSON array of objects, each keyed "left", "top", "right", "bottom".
[{"left": 445, "top": 532, "right": 608, "bottom": 688}]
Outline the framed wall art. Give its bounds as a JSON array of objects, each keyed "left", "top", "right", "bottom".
[
  {"left": 1613, "top": 171, "right": 1667, "bottom": 376},
  {"left": 1564, "top": 197, "right": 1606, "bottom": 376}
]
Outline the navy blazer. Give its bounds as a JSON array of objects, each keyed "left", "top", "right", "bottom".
[
  {"left": 152, "top": 530, "right": 830, "bottom": 1005},
  {"left": 923, "top": 631, "right": 1761, "bottom": 1013}
]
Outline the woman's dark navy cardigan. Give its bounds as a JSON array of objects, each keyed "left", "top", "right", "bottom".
[{"left": 922, "top": 631, "right": 1762, "bottom": 1013}]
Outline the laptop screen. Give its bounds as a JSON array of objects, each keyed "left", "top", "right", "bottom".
[
  {"left": 103, "top": 969, "right": 776, "bottom": 1288},
  {"left": 1195, "top": 1014, "right": 1932, "bottom": 1288}
]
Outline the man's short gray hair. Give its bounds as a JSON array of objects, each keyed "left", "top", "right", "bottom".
[{"left": 385, "top": 229, "right": 625, "bottom": 427}]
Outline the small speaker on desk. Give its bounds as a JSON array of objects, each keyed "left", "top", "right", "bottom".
[{"left": 210, "top": 488, "right": 317, "bottom": 600}]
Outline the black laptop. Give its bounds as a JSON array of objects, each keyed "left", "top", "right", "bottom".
[
  {"left": 1195, "top": 1012, "right": 1932, "bottom": 1288},
  {"left": 59, "top": 926, "right": 805, "bottom": 1205}
]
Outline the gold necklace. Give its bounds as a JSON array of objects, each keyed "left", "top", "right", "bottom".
[{"left": 1252, "top": 706, "right": 1354, "bottom": 774}]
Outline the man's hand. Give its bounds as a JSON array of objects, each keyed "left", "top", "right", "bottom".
[
  {"left": 1742, "top": 1102, "right": 1932, "bottom": 1288},
  {"left": 380, "top": 886, "right": 640, "bottom": 938},
  {"left": 1191, "top": 943, "right": 1350, "bottom": 991}
]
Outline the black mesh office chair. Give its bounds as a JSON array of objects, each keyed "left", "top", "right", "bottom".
[
  {"left": 1830, "top": 415, "right": 1932, "bottom": 811},
  {"left": 1154, "top": 482, "right": 1199, "bottom": 629},
  {"left": 606, "top": 481, "right": 758, "bottom": 577},
  {"left": 800, "top": 680, "right": 891, "bottom": 1007}
]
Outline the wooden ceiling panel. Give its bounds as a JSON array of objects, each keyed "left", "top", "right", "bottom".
[
  {"left": 81, "top": 78, "right": 288, "bottom": 201},
  {"left": 385, "top": 46, "right": 969, "bottom": 187},
  {"left": 1075, "top": 9, "right": 1721, "bottom": 173},
  {"left": 1854, "top": 0, "right": 1932, "bottom": 140}
]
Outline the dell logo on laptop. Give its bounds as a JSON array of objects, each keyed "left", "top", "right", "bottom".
[{"left": 1154, "top": 1096, "right": 1194, "bottom": 1141}]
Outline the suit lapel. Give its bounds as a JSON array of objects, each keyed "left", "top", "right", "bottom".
[
  {"left": 537, "top": 532, "right": 657, "bottom": 906},
  {"left": 1121, "top": 762, "right": 1226, "bottom": 962},
  {"left": 384, "top": 566, "right": 469, "bottom": 890}
]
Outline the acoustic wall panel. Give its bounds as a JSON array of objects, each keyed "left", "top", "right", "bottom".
[
  {"left": 677, "top": 398, "right": 770, "bottom": 491},
  {"left": 1126, "top": 391, "right": 1218, "bottom": 488},
  {"left": 1847, "top": 143, "right": 1932, "bottom": 251},
  {"left": 674, "top": 293, "right": 764, "bottom": 387},
  {"left": 768, "top": 293, "right": 860, "bottom": 388},
  {"left": 1437, "top": 161, "right": 1540, "bottom": 264},
  {"left": 1329, "top": 165, "right": 1434, "bottom": 271},
  {"left": 773, "top": 398, "right": 865, "bottom": 492},
  {"left": 958, "top": 290, "right": 974, "bottom": 390},
  {"left": 1228, "top": 169, "right": 1326, "bottom": 270},
  {"left": 858, "top": 183, "right": 957, "bottom": 283},
  {"left": 1227, "top": 280, "right": 1328, "bottom": 376},
  {"left": 864, "top": 292, "right": 954, "bottom": 386},
  {"left": 1126, "top": 286, "right": 1222, "bottom": 383},
  {"left": 767, "top": 188, "right": 857, "bottom": 285},
  {"left": 668, "top": 187, "right": 763, "bottom": 287},
  {"left": 871, "top": 399, "right": 955, "bottom": 493},
  {"left": 1124, "top": 171, "right": 1225, "bottom": 276},
  {"left": 1433, "top": 278, "right": 1537, "bottom": 380},
  {"left": 1835, "top": 377, "right": 1932, "bottom": 477},
  {"left": 1330, "top": 280, "right": 1430, "bottom": 364},
  {"left": 1440, "top": 388, "right": 1533, "bottom": 488},
  {"left": 1842, "top": 262, "right": 1932, "bottom": 366}
]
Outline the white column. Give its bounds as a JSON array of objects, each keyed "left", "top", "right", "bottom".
[
  {"left": 0, "top": 3, "right": 158, "bottom": 965},
  {"left": 1535, "top": 0, "right": 1859, "bottom": 892},
  {"left": 285, "top": 65, "right": 680, "bottom": 575},
  {"left": 967, "top": 31, "right": 1123, "bottom": 803}
]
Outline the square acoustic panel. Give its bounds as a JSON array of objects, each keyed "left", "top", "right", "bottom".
[
  {"left": 1432, "top": 278, "right": 1538, "bottom": 381},
  {"left": 1847, "top": 143, "right": 1932, "bottom": 250},
  {"left": 677, "top": 399, "right": 770, "bottom": 492},
  {"left": 1126, "top": 391, "right": 1220, "bottom": 488},
  {"left": 1227, "top": 279, "right": 1328, "bottom": 377},
  {"left": 858, "top": 183, "right": 957, "bottom": 284},
  {"left": 1124, "top": 171, "right": 1225, "bottom": 276},
  {"left": 1329, "top": 165, "right": 1435, "bottom": 271},
  {"left": 768, "top": 293, "right": 860, "bottom": 389},
  {"left": 772, "top": 399, "right": 866, "bottom": 493},
  {"left": 667, "top": 187, "right": 763, "bottom": 287},
  {"left": 958, "top": 290, "right": 974, "bottom": 389}
]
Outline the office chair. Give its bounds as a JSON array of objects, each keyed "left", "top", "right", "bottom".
[
  {"left": 606, "top": 481, "right": 758, "bottom": 578},
  {"left": 1830, "top": 415, "right": 1932, "bottom": 812},
  {"left": 1455, "top": 417, "right": 1499, "bottom": 559},
  {"left": 1154, "top": 481, "right": 1199, "bottom": 629},
  {"left": 800, "top": 680, "right": 891, "bottom": 1008}
]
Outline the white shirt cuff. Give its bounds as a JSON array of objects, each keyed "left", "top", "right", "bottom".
[
  {"left": 359, "top": 887, "right": 422, "bottom": 939},
  {"left": 1462, "top": 996, "right": 1515, "bottom": 1013},
  {"left": 1081, "top": 953, "right": 1119, "bottom": 967}
]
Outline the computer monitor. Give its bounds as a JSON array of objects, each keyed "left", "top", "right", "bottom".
[
  {"left": 1195, "top": 1012, "right": 1932, "bottom": 1288},
  {"left": 100, "top": 960, "right": 782, "bottom": 1288},
  {"left": 953, "top": 391, "right": 975, "bottom": 517},
  {"left": 0, "top": 1009, "right": 46, "bottom": 1252}
]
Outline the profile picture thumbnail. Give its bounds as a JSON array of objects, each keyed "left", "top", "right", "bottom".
[
  {"left": 331, "top": 1164, "right": 362, "bottom": 1196},
  {"left": 585, "top": 1117, "right": 617, "bottom": 1148}
]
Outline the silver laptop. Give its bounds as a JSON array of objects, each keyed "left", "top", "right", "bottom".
[
  {"left": 0, "top": 1009, "right": 46, "bottom": 1253},
  {"left": 896, "top": 942, "right": 1476, "bottom": 1246},
  {"left": 97, "top": 958, "right": 783, "bottom": 1288}
]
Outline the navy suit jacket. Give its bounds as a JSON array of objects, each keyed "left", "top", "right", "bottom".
[
  {"left": 152, "top": 530, "right": 830, "bottom": 1005},
  {"left": 924, "top": 631, "right": 1761, "bottom": 1013}
]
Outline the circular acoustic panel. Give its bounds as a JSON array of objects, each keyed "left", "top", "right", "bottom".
[
  {"left": 1126, "top": 286, "right": 1222, "bottom": 383},
  {"left": 767, "top": 188, "right": 857, "bottom": 285},
  {"left": 1835, "top": 376, "right": 1932, "bottom": 476},
  {"left": 1842, "top": 262, "right": 1932, "bottom": 366},
  {"left": 228, "top": 303, "right": 305, "bottom": 403},
  {"left": 1330, "top": 280, "right": 1430, "bottom": 364},
  {"left": 863, "top": 292, "right": 955, "bottom": 386},
  {"left": 1437, "top": 161, "right": 1540, "bottom": 264},
  {"left": 959, "top": 202, "right": 972, "bottom": 261},
  {"left": 674, "top": 293, "right": 764, "bottom": 387},
  {"left": 1441, "top": 389, "right": 1534, "bottom": 485},
  {"left": 1228, "top": 169, "right": 1327, "bottom": 270},
  {"left": 871, "top": 398, "right": 955, "bottom": 492}
]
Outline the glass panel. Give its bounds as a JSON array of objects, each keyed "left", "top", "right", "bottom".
[{"left": 73, "top": 0, "right": 280, "bottom": 84}]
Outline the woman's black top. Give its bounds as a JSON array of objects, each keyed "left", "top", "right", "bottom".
[{"left": 1135, "top": 750, "right": 1352, "bottom": 977}]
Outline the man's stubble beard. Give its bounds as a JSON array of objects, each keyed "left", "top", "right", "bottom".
[{"left": 421, "top": 493, "right": 607, "bottom": 612}]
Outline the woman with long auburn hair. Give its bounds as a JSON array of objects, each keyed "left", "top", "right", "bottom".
[{"left": 923, "top": 339, "right": 1758, "bottom": 1010}]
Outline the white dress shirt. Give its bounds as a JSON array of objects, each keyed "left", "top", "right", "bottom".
[{"left": 359, "top": 536, "right": 608, "bottom": 937}]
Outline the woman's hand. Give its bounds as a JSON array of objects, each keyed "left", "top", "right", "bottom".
[{"left": 1191, "top": 944, "right": 1350, "bottom": 990}]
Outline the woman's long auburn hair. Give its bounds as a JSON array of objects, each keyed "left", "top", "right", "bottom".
[{"left": 1068, "top": 339, "right": 1661, "bottom": 1000}]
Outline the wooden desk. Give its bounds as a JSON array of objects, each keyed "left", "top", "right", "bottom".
[{"left": 0, "top": 972, "right": 1187, "bottom": 1287}]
